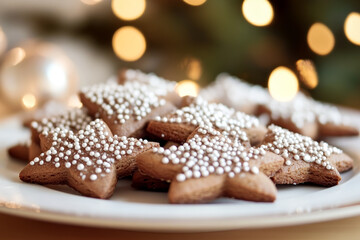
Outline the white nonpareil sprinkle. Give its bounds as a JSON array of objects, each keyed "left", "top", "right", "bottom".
[
  {"left": 90, "top": 174, "right": 98, "bottom": 181},
  {"left": 261, "top": 125, "right": 339, "bottom": 170},
  {"left": 200, "top": 74, "right": 347, "bottom": 128},
  {"left": 155, "top": 97, "right": 259, "bottom": 141},
  {"left": 30, "top": 108, "right": 92, "bottom": 136},
  {"left": 81, "top": 79, "right": 172, "bottom": 125},
  {"left": 77, "top": 164, "right": 85, "bottom": 171},
  {"left": 154, "top": 126, "right": 263, "bottom": 182},
  {"left": 200, "top": 73, "right": 270, "bottom": 110},
  {"left": 122, "top": 69, "right": 176, "bottom": 95},
  {"left": 266, "top": 93, "right": 345, "bottom": 128},
  {"left": 29, "top": 119, "right": 147, "bottom": 182}
]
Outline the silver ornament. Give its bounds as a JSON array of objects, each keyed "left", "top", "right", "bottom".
[{"left": 0, "top": 41, "right": 77, "bottom": 109}]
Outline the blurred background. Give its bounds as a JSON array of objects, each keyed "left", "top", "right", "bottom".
[{"left": 0, "top": 0, "right": 359, "bottom": 116}]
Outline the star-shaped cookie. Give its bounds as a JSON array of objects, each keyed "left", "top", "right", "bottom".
[
  {"left": 147, "top": 97, "right": 267, "bottom": 146},
  {"left": 257, "top": 93, "right": 359, "bottom": 139},
  {"left": 199, "top": 73, "right": 270, "bottom": 114},
  {"left": 20, "top": 119, "right": 157, "bottom": 199},
  {"left": 260, "top": 124, "right": 353, "bottom": 186},
  {"left": 136, "top": 126, "right": 284, "bottom": 203},
  {"left": 201, "top": 73, "right": 358, "bottom": 139},
  {"left": 8, "top": 141, "right": 30, "bottom": 162},
  {"left": 79, "top": 81, "right": 177, "bottom": 138},
  {"left": 29, "top": 108, "right": 93, "bottom": 161},
  {"left": 131, "top": 141, "right": 180, "bottom": 192},
  {"left": 118, "top": 69, "right": 182, "bottom": 107}
]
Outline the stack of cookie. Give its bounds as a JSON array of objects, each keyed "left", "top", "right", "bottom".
[{"left": 8, "top": 69, "right": 356, "bottom": 204}]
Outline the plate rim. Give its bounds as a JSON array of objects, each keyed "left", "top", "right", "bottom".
[{"left": 0, "top": 202, "right": 360, "bottom": 232}]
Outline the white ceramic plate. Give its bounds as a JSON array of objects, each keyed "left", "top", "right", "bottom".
[{"left": 1, "top": 115, "right": 360, "bottom": 232}]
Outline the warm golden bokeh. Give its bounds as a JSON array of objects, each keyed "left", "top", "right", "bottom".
[
  {"left": 296, "top": 59, "right": 318, "bottom": 89},
  {"left": 268, "top": 66, "right": 299, "bottom": 102},
  {"left": 80, "top": 0, "right": 102, "bottom": 5},
  {"left": 112, "top": 0, "right": 146, "bottom": 21},
  {"left": 112, "top": 26, "right": 146, "bottom": 62},
  {"left": 344, "top": 12, "right": 360, "bottom": 46},
  {"left": 307, "top": 23, "right": 335, "bottom": 55},
  {"left": 175, "top": 80, "right": 200, "bottom": 97},
  {"left": 242, "top": 0, "right": 274, "bottom": 27},
  {"left": 183, "top": 0, "right": 207, "bottom": 7},
  {"left": 22, "top": 94, "right": 37, "bottom": 109},
  {"left": 186, "top": 58, "right": 202, "bottom": 80}
]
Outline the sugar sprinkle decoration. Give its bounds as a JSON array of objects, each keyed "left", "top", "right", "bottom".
[
  {"left": 29, "top": 119, "right": 148, "bottom": 181},
  {"left": 266, "top": 93, "right": 346, "bottom": 128},
  {"left": 260, "top": 125, "right": 340, "bottom": 170},
  {"left": 152, "top": 126, "right": 263, "bottom": 182},
  {"left": 30, "top": 108, "right": 92, "bottom": 136},
  {"left": 81, "top": 81, "right": 170, "bottom": 124},
  {"left": 122, "top": 69, "right": 176, "bottom": 95},
  {"left": 155, "top": 98, "right": 259, "bottom": 141}
]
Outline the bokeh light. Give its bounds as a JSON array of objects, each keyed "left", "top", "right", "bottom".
[
  {"left": 22, "top": 94, "right": 37, "bottom": 109},
  {"left": 112, "top": 0, "right": 146, "bottom": 21},
  {"left": 242, "top": 0, "right": 274, "bottom": 27},
  {"left": 183, "top": 0, "right": 207, "bottom": 7},
  {"left": 307, "top": 23, "right": 335, "bottom": 55},
  {"left": 185, "top": 58, "right": 202, "bottom": 80},
  {"left": 268, "top": 66, "right": 299, "bottom": 102},
  {"left": 176, "top": 80, "right": 199, "bottom": 97},
  {"left": 6, "top": 47, "right": 26, "bottom": 66},
  {"left": 112, "top": 26, "right": 146, "bottom": 62},
  {"left": 296, "top": 59, "right": 318, "bottom": 89},
  {"left": 80, "top": 0, "right": 102, "bottom": 5},
  {"left": 344, "top": 12, "right": 360, "bottom": 46},
  {"left": 0, "top": 27, "right": 7, "bottom": 56}
]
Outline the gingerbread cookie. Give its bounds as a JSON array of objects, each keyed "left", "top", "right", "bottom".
[
  {"left": 8, "top": 142, "right": 30, "bottom": 162},
  {"left": 79, "top": 81, "right": 177, "bottom": 138},
  {"left": 147, "top": 97, "right": 267, "bottom": 146},
  {"left": 118, "top": 69, "right": 182, "bottom": 107},
  {"left": 131, "top": 141, "right": 179, "bottom": 192},
  {"left": 131, "top": 170, "right": 170, "bottom": 192},
  {"left": 200, "top": 73, "right": 270, "bottom": 114},
  {"left": 260, "top": 124, "right": 352, "bottom": 186},
  {"left": 23, "top": 101, "right": 69, "bottom": 128},
  {"left": 137, "top": 126, "right": 284, "bottom": 203},
  {"left": 202, "top": 73, "right": 358, "bottom": 139},
  {"left": 20, "top": 119, "right": 157, "bottom": 199},
  {"left": 29, "top": 108, "right": 93, "bottom": 161},
  {"left": 257, "top": 93, "right": 359, "bottom": 139}
]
